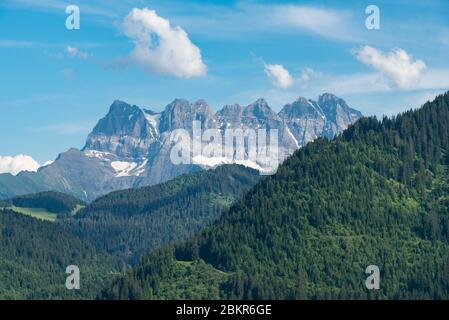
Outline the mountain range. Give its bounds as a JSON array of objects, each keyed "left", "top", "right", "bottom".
[
  {"left": 2, "top": 92, "right": 449, "bottom": 300},
  {"left": 0, "top": 93, "right": 361, "bottom": 202},
  {"left": 103, "top": 92, "right": 449, "bottom": 300}
]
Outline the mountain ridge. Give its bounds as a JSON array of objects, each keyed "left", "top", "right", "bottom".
[
  {"left": 0, "top": 93, "right": 361, "bottom": 202},
  {"left": 102, "top": 91, "right": 449, "bottom": 300}
]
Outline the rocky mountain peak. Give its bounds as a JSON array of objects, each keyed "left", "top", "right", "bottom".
[
  {"left": 194, "top": 99, "right": 209, "bottom": 108},
  {"left": 193, "top": 99, "right": 215, "bottom": 118},
  {"left": 109, "top": 99, "right": 134, "bottom": 112},
  {"left": 159, "top": 99, "right": 215, "bottom": 132},
  {"left": 318, "top": 93, "right": 357, "bottom": 115},
  {"left": 243, "top": 98, "right": 277, "bottom": 119},
  {"left": 84, "top": 100, "right": 158, "bottom": 157},
  {"left": 216, "top": 104, "right": 243, "bottom": 117},
  {"left": 279, "top": 96, "right": 324, "bottom": 119},
  {"left": 90, "top": 101, "right": 143, "bottom": 136},
  {"left": 83, "top": 93, "right": 361, "bottom": 184},
  {"left": 0, "top": 93, "right": 364, "bottom": 202},
  {"left": 318, "top": 93, "right": 362, "bottom": 120},
  {"left": 318, "top": 92, "right": 339, "bottom": 103}
]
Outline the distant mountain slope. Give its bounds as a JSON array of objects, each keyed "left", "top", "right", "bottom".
[
  {"left": 60, "top": 165, "right": 261, "bottom": 262},
  {"left": 0, "top": 209, "right": 120, "bottom": 299},
  {"left": 0, "top": 94, "right": 361, "bottom": 202},
  {"left": 103, "top": 92, "right": 449, "bottom": 300}
]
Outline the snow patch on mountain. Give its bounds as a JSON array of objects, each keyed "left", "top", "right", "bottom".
[
  {"left": 133, "top": 159, "right": 148, "bottom": 176},
  {"left": 111, "top": 161, "right": 138, "bottom": 177},
  {"left": 285, "top": 126, "right": 300, "bottom": 149},
  {"left": 192, "top": 155, "right": 266, "bottom": 172},
  {"left": 84, "top": 150, "right": 114, "bottom": 161},
  {"left": 143, "top": 111, "right": 160, "bottom": 133}
]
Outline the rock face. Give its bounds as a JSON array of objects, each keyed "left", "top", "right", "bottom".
[{"left": 0, "top": 93, "right": 362, "bottom": 202}]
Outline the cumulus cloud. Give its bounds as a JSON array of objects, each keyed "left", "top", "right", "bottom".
[
  {"left": 354, "top": 46, "right": 426, "bottom": 89},
  {"left": 264, "top": 64, "right": 294, "bottom": 89},
  {"left": 65, "top": 46, "right": 91, "bottom": 59},
  {"left": 0, "top": 155, "right": 40, "bottom": 176},
  {"left": 121, "top": 8, "right": 207, "bottom": 78}
]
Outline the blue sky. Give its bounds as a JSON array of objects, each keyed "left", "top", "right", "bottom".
[{"left": 0, "top": 0, "right": 448, "bottom": 165}]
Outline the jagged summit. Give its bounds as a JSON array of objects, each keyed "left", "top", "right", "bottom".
[
  {"left": 243, "top": 98, "right": 278, "bottom": 119},
  {"left": 85, "top": 92, "right": 361, "bottom": 164},
  {"left": 82, "top": 93, "right": 361, "bottom": 178},
  {"left": 0, "top": 93, "right": 362, "bottom": 202},
  {"left": 279, "top": 96, "right": 323, "bottom": 119}
]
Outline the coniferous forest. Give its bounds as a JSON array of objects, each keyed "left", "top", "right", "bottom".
[
  {"left": 60, "top": 165, "right": 261, "bottom": 262},
  {"left": 102, "top": 92, "right": 449, "bottom": 300},
  {"left": 0, "top": 165, "right": 259, "bottom": 298},
  {"left": 1, "top": 92, "right": 449, "bottom": 300},
  {"left": 0, "top": 209, "right": 121, "bottom": 299},
  {"left": 8, "top": 191, "right": 86, "bottom": 214},
  {"left": 2, "top": 0, "right": 449, "bottom": 306}
]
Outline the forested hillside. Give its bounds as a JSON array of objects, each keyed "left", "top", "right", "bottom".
[
  {"left": 0, "top": 209, "right": 121, "bottom": 299},
  {"left": 102, "top": 92, "right": 449, "bottom": 300},
  {"left": 8, "top": 191, "right": 85, "bottom": 215},
  {"left": 60, "top": 165, "right": 261, "bottom": 262}
]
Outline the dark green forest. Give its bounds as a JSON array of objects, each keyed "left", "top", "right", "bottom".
[
  {"left": 0, "top": 209, "right": 121, "bottom": 299},
  {"left": 60, "top": 165, "right": 261, "bottom": 262},
  {"left": 6, "top": 191, "right": 85, "bottom": 215},
  {"left": 102, "top": 92, "right": 449, "bottom": 300}
]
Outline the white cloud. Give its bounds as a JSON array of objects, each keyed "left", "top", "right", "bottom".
[
  {"left": 298, "top": 68, "right": 449, "bottom": 99},
  {"left": 0, "top": 40, "right": 46, "bottom": 48},
  {"left": 32, "top": 123, "right": 89, "bottom": 135},
  {"left": 65, "top": 46, "right": 78, "bottom": 56},
  {"left": 0, "top": 155, "right": 40, "bottom": 176},
  {"left": 354, "top": 46, "right": 426, "bottom": 89},
  {"left": 3, "top": 0, "right": 118, "bottom": 18},
  {"left": 121, "top": 7, "right": 207, "bottom": 78},
  {"left": 300, "top": 67, "right": 323, "bottom": 81},
  {"left": 264, "top": 64, "right": 294, "bottom": 89},
  {"left": 270, "top": 5, "right": 354, "bottom": 41},
  {"left": 65, "top": 46, "right": 92, "bottom": 59},
  {"left": 166, "top": 3, "right": 358, "bottom": 42}
]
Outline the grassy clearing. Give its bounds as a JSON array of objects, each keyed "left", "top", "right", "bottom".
[
  {"left": 0, "top": 203, "right": 84, "bottom": 222},
  {"left": 71, "top": 204, "right": 85, "bottom": 215},
  {"left": 6, "top": 206, "right": 57, "bottom": 222}
]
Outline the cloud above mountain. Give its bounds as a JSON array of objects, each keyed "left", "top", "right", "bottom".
[
  {"left": 0, "top": 155, "right": 40, "bottom": 176},
  {"left": 264, "top": 64, "right": 294, "bottom": 89},
  {"left": 121, "top": 7, "right": 207, "bottom": 78},
  {"left": 32, "top": 123, "right": 90, "bottom": 135},
  {"left": 300, "top": 67, "right": 324, "bottom": 82},
  {"left": 65, "top": 46, "right": 92, "bottom": 59},
  {"left": 354, "top": 46, "right": 426, "bottom": 89}
]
